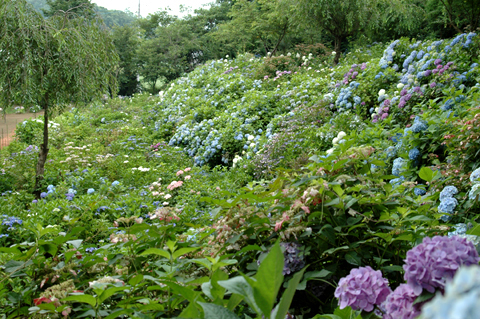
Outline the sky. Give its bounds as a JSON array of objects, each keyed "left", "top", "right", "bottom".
[{"left": 92, "top": 0, "right": 214, "bottom": 17}]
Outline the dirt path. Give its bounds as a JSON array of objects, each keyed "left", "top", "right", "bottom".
[{"left": 0, "top": 112, "right": 44, "bottom": 149}]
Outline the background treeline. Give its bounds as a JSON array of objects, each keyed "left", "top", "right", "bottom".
[{"left": 26, "top": 0, "right": 480, "bottom": 95}]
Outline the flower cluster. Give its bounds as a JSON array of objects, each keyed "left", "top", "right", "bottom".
[
  {"left": 403, "top": 235, "right": 480, "bottom": 295},
  {"left": 334, "top": 266, "right": 391, "bottom": 312},
  {"left": 421, "top": 265, "right": 480, "bottom": 319},
  {"left": 149, "top": 207, "right": 180, "bottom": 223},
  {"left": 382, "top": 284, "right": 421, "bottom": 319},
  {"left": 438, "top": 185, "right": 458, "bottom": 219},
  {"left": 1, "top": 214, "right": 23, "bottom": 231},
  {"left": 280, "top": 242, "right": 305, "bottom": 275}
]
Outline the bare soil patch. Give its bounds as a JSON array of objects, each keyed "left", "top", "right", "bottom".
[{"left": 0, "top": 112, "right": 44, "bottom": 149}]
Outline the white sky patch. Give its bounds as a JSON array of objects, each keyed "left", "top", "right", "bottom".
[{"left": 92, "top": 0, "right": 213, "bottom": 17}]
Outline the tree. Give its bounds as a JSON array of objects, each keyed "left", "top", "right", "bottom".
[
  {"left": 137, "top": 14, "right": 198, "bottom": 93},
  {"left": 43, "top": 0, "right": 95, "bottom": 18},
  {"left": 291, "top": 0, "right": 378, "bottom": 64},
  {"left": 436, "top": 0, "right": 480, "bottom": 33},
  {"left": 112, "top": 24, "right": 141, "bottom": 96},
  {"left": 0, "top": 0, "right": 118, "bottom": 195},
  {"left": 215, "top": 0, "right": 291, "bottom": 56}
]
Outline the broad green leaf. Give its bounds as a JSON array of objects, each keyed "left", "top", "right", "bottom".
[
  {"left": 104, "top": 309, "right": 133, "bottom": 319},
  {"left": 272, "top": 267, "right": 306, "bottom": 319},
  {"left": 98, "top": 286, "right": 127, "bottom": 304},
  {"left": 253, "top": 241, "right": 284, "bottom": 317},
  {"left": 227, "top": 293, "right": 244, "bottom": 311},
  {"left": 418, "top": 167, "right": 434, "bottom": 182},
  {"left": 198, "top": 302, "right": 240, "bottom": 319},
  {"left": 129, "top": 274, "right": 144, "bottom": 286},
  {"left": 413, "top": 291, "right": 435, "bottom": 305},
  {"left": 191, "top": 258, "right": 213, "bottom": 271},
  {"left": 62, "top": 294, "right": 96, "bottom": 307},
  {"left": 218, "top": 276, "right": 260, "bottom": 314},
  {"left": 467, "top": 224, "right": 480, "bottom": 236},
  {"left": 140, "top": 248, "right": 171, "bottom": 259},
  {"left": 172, "top": 247, "right": 200, "bottom": 260},
  {"left": 66, "top": 239, "right": 83, "bottom": 249},
  {"left": 178, "top": 302, "right": 201, "bottom": 318}
]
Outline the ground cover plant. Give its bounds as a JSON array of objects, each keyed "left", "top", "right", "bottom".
[{"left": 1, "top": 32, "right": 480, "bottom": 319}]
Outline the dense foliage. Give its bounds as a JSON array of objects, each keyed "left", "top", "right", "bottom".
[{"left": 1, "top": 27, "right": 480, "bottom": 319}]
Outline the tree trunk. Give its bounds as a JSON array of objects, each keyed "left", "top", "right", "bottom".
[
  {"left": 334, "top": 37, "right": 342, "bottom": 65},
  {"left": 34, "top": 101, "right": 49, "bottom": 198}
]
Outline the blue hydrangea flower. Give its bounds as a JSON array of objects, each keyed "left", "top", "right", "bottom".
[
  {"left": 470, "top": 168, "right": 480, "bottom": 184},
  {"left": 414, "top": 186, "right": 427, "bottom": 196},
  {"left": 411, "top": 117, "right": 428, "bottom": 133},
  {"left": 421, "top": 265, "right": 480, "bottom": 319},
  {"left": 438, "top": 197, "right": 458, "bottom": 214},
  {"left": 392, "top": 158, "right": 407, "bottom": 176},
  {"left": 468, "top": 184, "right": 480, "bottom": 200},
  {"left": 440, "top": 185, "right": 458, "bottom": 201},
  {"left": 408, "top": 148, "right": 421, "bottom": 160}
]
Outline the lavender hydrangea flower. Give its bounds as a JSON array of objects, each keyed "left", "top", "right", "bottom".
[
  {"left": 439, "top": 186, "right": 458, "bottom": 201},
  {"left": 403, "top": 236, "right": 480, "bottom": 295},
  {"left": 382, "top": 284, "right": 421, "bottom": 319},
  {"left": 422, "top": 265, "right": 480, "bottom": 319},
  {"left": 334, "top": 266, "right": 391, "bottom": 312},
  {"left": 280, "top": 242, "right": 305, "bottom": 275}
]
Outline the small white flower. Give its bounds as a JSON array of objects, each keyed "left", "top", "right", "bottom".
[
  {"left": 337, "top": 131, "right": 346, "bottom": 139},
  {"left": 378, "top": 89, "right": 386, "bottom": 97}
]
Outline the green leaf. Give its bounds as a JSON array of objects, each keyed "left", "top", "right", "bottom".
[
  {"left": 218, "top": 276, "right": 260, "bottom": 314},
  {"left": 344, "top": 252, "right": 361, "bottom": 266},
  {"left": 467, "top": 224, "right": 480, "bottom": 236},
  {"left": 418, "top": 167, "right": 435, "bottom": 182},
  {"left": 66, "top": 239, "right": 83, "bottom": 249},
  {"left": 272, "top": 267, "right": 306, "bottom": 319},
  {"left": 129, "top": 274, "right": 144, "bottom": 286},
  {"left": 198, "top": 302, "right": 240, "bottom": 319},
  {"left": 253, "top": 241, "right": 284, "bottom": 316},
  {"left": 191, "top": 258, "right": 213, "bottom": 271},
  {"left": 227, "top": 293, "right": 244, "bottom": 311},
  {"left": 178, "top": 302, "right": 201, "bottom": 318},
  {"left": 325, "top": 197, "right": 340, "bottom": 207},
  {"left": 104, "top": 309, "right": 133, "bottom": 319},
  {"left": 62, "top": 294, "right": 96, "bottom": 307},
  {"left": 140, "top": 248, "right": 171, "bottom": 259},
  {"left": 98, "top": 286, "right": 127, "bottom": 304},
  {"left": 172, "top": 247, "right": 200, "bottom": 260},
  {"left": 413, "top": 291, "right": 435, "bottom": 305}
]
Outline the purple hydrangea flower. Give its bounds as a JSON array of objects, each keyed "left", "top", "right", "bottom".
[
  {"left": 334, "top": 266, "right": 392, "bottom": 312},
  {"left": 382, "top": 284, "right": 421, "bottom": 319},
  {"left": 430, "top": 82, "right": 437, "bottom": 88},
  {"left": 40, "top": 192, "right": 47, "bottom": 198},
  {"left": 403, "top": 236, "right": 480, "bottom": 295}
]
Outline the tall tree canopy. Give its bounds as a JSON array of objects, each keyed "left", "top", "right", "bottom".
[
  {"left": 43, "top": 0, "right": 95, "bottom": 18},
  {"left": 0, "top": 0, "right": 118, "bottom": 194}
]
